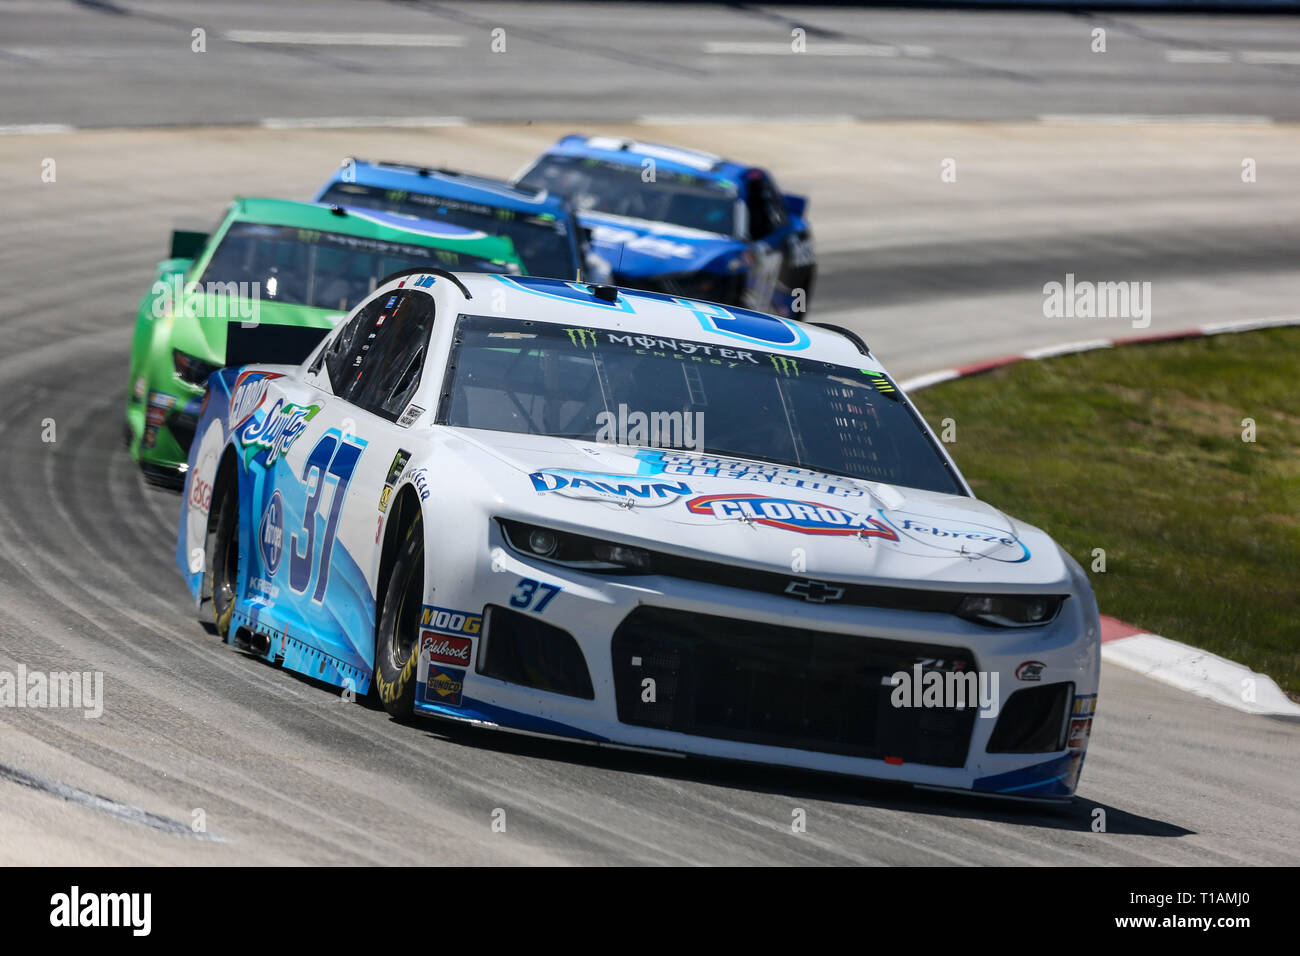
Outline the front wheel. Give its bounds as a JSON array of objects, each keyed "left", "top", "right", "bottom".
[
  {"left": 210, "top": 477, "right": 239, "bottom": 637},
  {"left": 373, "top": 515, "right": 425, "bottom": 717}
]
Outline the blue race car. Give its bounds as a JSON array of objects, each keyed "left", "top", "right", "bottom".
[
  {"left": 514, "top": 134, "right": 816, "bottom": 318},
  {"left": 314, "top": 159, "right": 594, "bottom": 281}
]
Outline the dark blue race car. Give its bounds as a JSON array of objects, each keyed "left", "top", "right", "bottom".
[
  {"left": 514, "top": 134, "right": 816, "bottom": 318},
  {"left": 314, "top": 159, "right": 593, "bottom": 281}
]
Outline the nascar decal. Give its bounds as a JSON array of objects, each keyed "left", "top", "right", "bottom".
[
  {"left": 634, "top": 449, "right": 866, "bottom": 499},
  {"left": 424, "top": 665, "right": 465, "bottom": 707},
  {"left": 529, "top": 468, "right": 691, "bottom": 506},
  {"left": 238, "top": 398, "right": 319, "bottom": 466},
  {"left": 421, "top": 633, "right": 472, "bottom": 667},
  {"left": 420, "top": 605, "right": 483, "bottom": 637},
  {"left": 876, "top": 510, "right": 1030, "bottom": 563},
  {"left": 686, "top": 494, "right": 899, "bottom": 539},
  {"left": 228, "top": 370, "right": 285, "bottom": 430},
  {"left": 379, "top": 448, "right": 411, "bottom": 513}
]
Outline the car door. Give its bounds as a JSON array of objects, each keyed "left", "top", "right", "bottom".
[
  {"left": 740, "top": 170, "right": 791, "bottom": 314},
  {"left": 244, "top": 286, "right": 435, "bottom": 683}
]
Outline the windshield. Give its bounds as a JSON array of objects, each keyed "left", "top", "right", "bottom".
[
  {"left": 438, "top": 316, "right": 963, "bottom": 495},
  {"left": 200, "top": 221, "right": 514, "bottom": 312},
  {"left": 518, "top": 155, "right": 738, "bottom": 236},
  {"left": 320, "top": 182, "right": 575, "bottom": 280}
]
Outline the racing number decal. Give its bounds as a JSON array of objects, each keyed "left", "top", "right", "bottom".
[
  {"left": 509, "top": 578, "right": 561, "bottom": 613},
  {"left": 289, "top": 433, "right": 364, "bottom": 603}
]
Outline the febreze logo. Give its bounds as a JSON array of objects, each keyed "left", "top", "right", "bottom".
[
  {"left": 239, "top": 398, "right": 319, "bottom": 466},
  {"left": 228, "top": 371, "right": 284, "bottom": 431},
  {"left": 686, "top": 494, "right": 900, "bottom": 539},
  {"left": 528, "top": 469, "right": 691, "bottom": 506}
]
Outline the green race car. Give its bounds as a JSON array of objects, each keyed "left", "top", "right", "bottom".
[{"left": 125, "top": 197, "right": 523, "bottom": 482}]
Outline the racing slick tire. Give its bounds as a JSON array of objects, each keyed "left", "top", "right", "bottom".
[
  {"left": 373, "top": 514, "right": 425, "bottom": 718},
  {"left": 210, "top": 477, "right": 239, "bottom": 639}
]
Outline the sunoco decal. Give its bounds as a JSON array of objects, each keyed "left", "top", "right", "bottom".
[
  {"left": 686, "top": 494, "right": 899, "bottom": 539},
  {"left": 424, "top": 665, "right": 465, "bottom": 707},
  {"left": 529, "top": 469, "right": 691, "bottom": 506}
]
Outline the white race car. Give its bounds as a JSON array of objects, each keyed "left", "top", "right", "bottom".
[{"left": 176, "top": 270, "right": 1100, "bottom": 800}]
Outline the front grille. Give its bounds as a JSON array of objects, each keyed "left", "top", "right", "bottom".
[{"left": 611, "top": 607, "right": 977, "bottom": 766}]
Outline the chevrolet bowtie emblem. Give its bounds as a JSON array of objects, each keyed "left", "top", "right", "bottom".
[{"left": 785, "top": 579, "right": 845, "bottom": 603}]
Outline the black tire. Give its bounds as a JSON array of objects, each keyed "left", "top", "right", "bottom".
[
  {"left": 210, "top": 478, "right": 239, "bottom": 638},
  {"left": 373, "top": 514, "right": 424, "bottom": 717}
]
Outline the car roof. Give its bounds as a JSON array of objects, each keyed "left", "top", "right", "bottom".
[
  {"left": 386, "top": 271, "right": 875, "bottom": 371},
  {"left": 316, "top": 160, "right": 571, "bottom": 217},
  {"left": 538, "top": 134, "right": 750, "bottom": 186},
  {"left": 226, "top": 197, "right": 525, "bottom": 267}
]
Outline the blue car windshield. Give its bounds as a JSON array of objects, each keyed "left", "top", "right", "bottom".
[
  {"left": 319, "top": 182, "right": 576, "bottom": 281},
  {"left": 518, "top": 155, "right": 738, "bottom": 236}
]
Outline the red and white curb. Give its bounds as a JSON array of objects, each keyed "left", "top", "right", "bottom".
[
  {"left": 900, "top": 314, "right": 1300, "bottom": 717},
  {"left": 1101, "top": 617, "right": 1300, "bottom": 716},
  {"left": 897, "top": 314, "right": 1300, "bottom": 393}
]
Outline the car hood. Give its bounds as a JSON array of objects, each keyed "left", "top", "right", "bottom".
[
  {"left": 440, "top": 428, "right": 1072, "bottom": 591},
  {"left": 577, "top": 211, "right": 743, "bottom": 279}
]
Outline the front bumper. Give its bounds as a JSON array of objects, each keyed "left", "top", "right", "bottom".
[{"left": 411, "top": 526, "right": 1101, "bottom": 800}]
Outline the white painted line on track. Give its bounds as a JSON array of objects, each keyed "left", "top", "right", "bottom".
[
  {"left": 1165, "top": 50, "right": 1233, "bottom": 64},
  {"left": 259, "top": 116, "right": 467, "bottom": 130},
  {"left": 225, "top": 31, "right": 465, "bottom": 47},
  {"left": 0, "top": 123, "right": 73, "bottom": 135},
  {"left": 1239, "top": 50, "right": 1300, "bottom": 65},
  {"left": 703, "top": 41, "right": 931, "bottom": 58},
  {"left": 635, "top": 114, "right": 856, "bottom": 126},
  {"left": 1038, "top": 113, "right": 1274, "bottom": 125}
]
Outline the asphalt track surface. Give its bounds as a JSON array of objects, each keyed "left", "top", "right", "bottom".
[{"left": 0, "top": 2, "right": 1298, "bottom": 865}]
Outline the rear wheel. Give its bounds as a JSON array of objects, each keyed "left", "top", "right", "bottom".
[
  {"left": 210, "top": 478, "right": 239, "bottom": 638},
  {"left": 373, "top": 514, "right": 425, "bottom": 717}
]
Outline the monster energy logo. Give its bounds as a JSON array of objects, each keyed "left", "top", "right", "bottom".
[
  {"left": 770, "top": 355, "right": 800, "bottom": 377},
  {"left": 565, "top": 328, "right": 599, "bottom": 349}
]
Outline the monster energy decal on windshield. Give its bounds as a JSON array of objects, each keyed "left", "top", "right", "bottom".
[{"left": 560, "top": 327, "right": 761, "bottom": 366}]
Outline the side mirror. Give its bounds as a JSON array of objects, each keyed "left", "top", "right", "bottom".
[
  {"left": 783, "top": 193, "right": 807, "bottom": 219},
  {"left": 170, "top": 228, "right": 209, "bottom": 260}
]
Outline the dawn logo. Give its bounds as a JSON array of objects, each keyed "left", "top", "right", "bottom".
[
  {"left": 528, "top": 469, "right": 691, "bottom": 507},
  {"left": 228, "top": 370, "right": 283, "bottom": 431},
  {"left": 259, "top": 491, "right": 284, "bottom": 575},
  {"left": 686, "top": 494, "right": 899, "bottom": 539}
]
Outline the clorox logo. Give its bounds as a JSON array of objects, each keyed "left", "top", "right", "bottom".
[{"left": 686, "top": 494, "right": 900, "bottom": 539}]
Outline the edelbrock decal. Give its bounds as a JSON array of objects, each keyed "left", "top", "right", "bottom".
[{"left": 686, "top": 494, "right": 899, "bottom": 539}]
